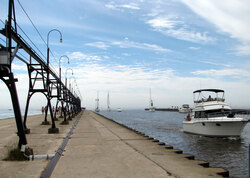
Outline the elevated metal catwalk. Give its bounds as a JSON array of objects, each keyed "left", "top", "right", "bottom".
[{"left": 0, "top": 0, "right": 81, "bottom": 148}]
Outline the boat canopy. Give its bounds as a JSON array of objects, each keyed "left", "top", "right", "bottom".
[
  {"left": 193, "top": 89, "right": 225, "bottom": 103},
  {"left": 193, "top": 89, "right": 224, "bottom": 93},
  {"left": 182, "top": 104, "right": 189, "bottom": 108}
]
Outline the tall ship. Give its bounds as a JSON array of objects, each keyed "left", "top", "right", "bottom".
[
  {"left": 95, "top": 91, "right": 100, "bottom": 112},
  {"left": 148, "top": 88, "right": 155, "bottom": 112},
  {"left": 183, "top": 89, "right": 249, "bottom": 137}
]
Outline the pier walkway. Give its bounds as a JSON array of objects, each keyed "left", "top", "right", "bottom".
[
  {"left": 0, "top": 111, "right": 227, "bottom": 177},
  {"left": 51, "top": 110, "right": 226, "bottom": 178}
]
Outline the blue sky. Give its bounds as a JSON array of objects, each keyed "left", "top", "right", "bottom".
[{"left": 0, "top": 0, "right": 250, "bottom": 110}]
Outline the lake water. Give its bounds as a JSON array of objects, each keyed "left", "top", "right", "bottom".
[
  {"left": 99, "top": 109, "right": 250, "bottom": 178},
  {"left": 0, "top": 109, "right": 41, "bottom": 120}
]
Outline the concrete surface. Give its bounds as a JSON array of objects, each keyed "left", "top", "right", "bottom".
[
  {"left": 0, "top": 113, "right": 73, "bottom": 178},
  {"left": 51, "top": 111, "right": 227, "bottom": 178},
  {"left": 0, "top": 110, "right": 228, "bottom": 178}
]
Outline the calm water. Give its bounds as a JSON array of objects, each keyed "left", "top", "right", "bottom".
[
  {"left": 0, "top": 109, "right": 41, "bottom": 120},
  {"left": 99, "top": 109, "right": 250, "bottom": 178}
]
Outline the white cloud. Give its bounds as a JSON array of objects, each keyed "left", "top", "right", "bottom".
[
  {"left": 189, "top": 46, "right": 200, "bottom": 50},
  {"left": 182, "top": 0, "right": 250, "bottom": 42},
  {"left": 146, "top": 16, "right": 216, "bottom": 43},
  {"left": 12, "top": 63, "right": 27, "bottom": 71},
  {"left": 200, "top": 61, "right": 231, "bottom": 68},
  {"left": 84, "top": 38, "right": 172, "bottom": 53},
  {"left": 111, "top": 38, "right": 172, "bottom": 52},
  {"left": 181, "top": 0, "right": 250, "bottom": 55},
  {"left": 105, "top": 4, "right": 116, "bottom": 10},
  {"left": 105, "top": 2, "right": 140, "bottom": 11},
  {"left": 68, "top": 52, "right": 87, "bottom": 60},
  {"left": 192, "top": 68, "right": 250, "bottom": 79},
  {"left": 147, "top": 17, "right": 178, "bottom": 29},
  {"left": 120, "top": 3, "right": 140, "bottom": 10},
  {"left": 68, "top": 52, "right": 102, "bottom": 61},
  {"left": 235, "top": 44, "right": 250, "bottom": 56},
  {"left": 85, "top": 41, "right": 110, "bottom": 50},
  {"left": 122, "top": 53, "right": 131, "bottom": 56}
]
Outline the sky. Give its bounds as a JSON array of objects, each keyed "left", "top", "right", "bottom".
[{"left": 0, "top": 0, "right": 250, "bottom": 110}]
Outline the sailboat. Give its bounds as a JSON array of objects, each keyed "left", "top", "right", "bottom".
[
  {"left": 107, "top": 91, "right": 111, "bottom": 111},
  {"left": 148, "top": 88, "right": 155, "bottom": 112},
  {"left": 95, "top": 91, "right": 100, "bottom": 112}
]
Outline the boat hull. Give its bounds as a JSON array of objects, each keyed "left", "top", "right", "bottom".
[
  {"left": 178, "top": 108, "right": 190, "bottom": 113},
  {"left": 149, "top": 108, "right": 155, "bottom": 112},
  {"left": 183, "top": 120, "right": 248, "bottom": 137},
  {"left": 117, "top": 108, "right": 122, "bottom": 112}
]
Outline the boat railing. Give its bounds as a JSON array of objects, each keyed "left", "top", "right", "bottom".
[{"left": 194, "top": 98, "right": 225, "bottom": 103}]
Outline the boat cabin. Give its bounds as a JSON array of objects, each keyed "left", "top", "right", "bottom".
[
  {"left": 182, "top": 104, "right": 190, "bottom": 108},
  {"left": 194, "top": 109, "right": 234, "bottom": 118}
]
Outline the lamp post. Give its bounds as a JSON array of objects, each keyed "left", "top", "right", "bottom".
[
  {"left": 68, "top": 75, "right": 75, "bottom": 94},
  {"left": 65, "top": 68, "right": 73, "bottom": 89},
  {"left": 55, "top": 55, "right": 69, "bottom": 120},
  {"left": 68, "top": 76, "right": 77, "bottom": 116},
  {"left": 59, "top": 55, "right": 70, "bottom": 96},
  {"left": 45, "top": 29, "right": 62, "bottom": 132},
  {"left": 72, "top": 78, "right": 78, "bottom": 97},
  {"left": 47, "top": 29, "right": 62, "bottom": 82},
  {"left": 64, "top": 68, "right": 73, "bottom": 119},
  {"left": 72, "top": 80, "right": 77, "bottom": 115}
]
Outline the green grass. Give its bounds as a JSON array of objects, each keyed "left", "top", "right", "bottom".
[{"left": 3, "top": 144, "right": 33, "bottom": 161}]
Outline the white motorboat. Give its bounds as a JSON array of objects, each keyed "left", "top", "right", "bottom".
[
  {"left": 179, "top": 104, "right": 190, "bottom": 113},
  {"left": 183, "top": 89, "right": 249, "bottom": 137},
  {"left": 117, "top": 108, "right": 122, "bottom": 112},
  {"left": 148, "top": 88, "right": 155, "bottom": 112}
]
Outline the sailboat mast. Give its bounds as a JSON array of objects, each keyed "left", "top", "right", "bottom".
[
  {"left": 150, "top": 88, "right": 151, "bottom": 101},
  {"left": 149, "top": 88, "right": 153, "bottom": 107},
  {"left": 96, "top": 91, "right": 99, "bottom": 109},
  {"left": 107, "top": 91, "right": 110, "bottom": 111}
]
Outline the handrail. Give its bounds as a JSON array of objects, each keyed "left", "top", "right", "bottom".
[{"left": 194, "top": 98, "right": 225, "bottom": 103}]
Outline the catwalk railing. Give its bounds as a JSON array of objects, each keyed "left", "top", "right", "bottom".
[{"left": 0, "top": 0, "right": 81, "bottom": 149}]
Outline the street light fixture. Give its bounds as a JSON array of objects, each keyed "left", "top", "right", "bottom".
[
  {"left": 45, "top": 29, "right": 62, "bottom": 132},
  {"left": 65, "top": 68, "right": 73, "bottom": 89},
  {"left": 59, "top": 55, "right": 70, "bottom": 96},
  {"left": 46, "top": 29, "right": 62, "bottom": 87},
  {"left": 71, "top": 78, "right": 77, "bottom": 96}
]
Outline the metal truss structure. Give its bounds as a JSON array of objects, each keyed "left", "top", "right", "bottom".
[{"left": 0, "top": 0, "right": 81, "bottom": 148}]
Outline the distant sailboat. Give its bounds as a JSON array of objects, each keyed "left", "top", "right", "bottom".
[
  {"left": 95, "top": 91, "right": 100, "bottom": 112},
  {"left": 107, "top": 91, "right": 111, "bottom": 111},
  {"left": 149, "top": 88, "right": 155, "bottom": 112}
]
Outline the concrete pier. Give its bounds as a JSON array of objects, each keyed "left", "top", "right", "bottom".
[{"left": 0, "top": 110, "right": 228, "bottom": 177}]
